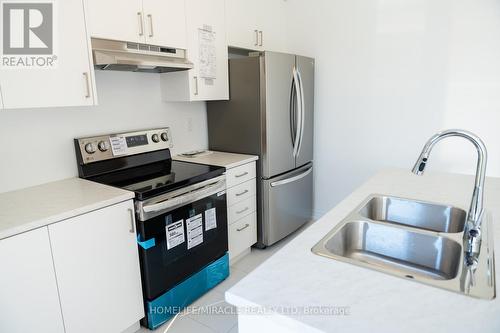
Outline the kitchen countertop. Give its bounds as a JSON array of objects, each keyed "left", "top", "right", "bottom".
[
  {"left": 0, "top": 178, "right": 134, "bottom": 240},
  {"left": 174, "top": 150, "right": 258, "bottom": 169},
  {"left": 226, "top": 168, "right": 500, "bottom": 333}
]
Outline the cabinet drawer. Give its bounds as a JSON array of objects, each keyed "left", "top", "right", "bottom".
[
  {"left": 228, "top": 212, "right": 257, "bottom": 260},
  {"left": 226, "top": 162, "right": 256, "bottom": 188},
  {"left": 228, "top": 196, "right": 256, "bottom": 224},
  {"left": 227, "top": 178, "right": 256, "bottom": 206}
]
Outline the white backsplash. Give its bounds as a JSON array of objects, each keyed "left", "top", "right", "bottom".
[{"left": 0, "top": 71, "right": 208, "bottom": 193}]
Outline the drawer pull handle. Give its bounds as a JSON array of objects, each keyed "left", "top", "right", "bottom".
[
  {"left": 137, "top": 12, "right": 144, "bottom": 36},
  {"left": 235, "top": 171, "right": 249, "bottom": 178},
  {"left": 235, "top": 189, "right": 249, "bottom": 197},
  {"left": 237, "top": 223, "right": 250, "bottom": 232},
  {"left": 147, "top": 14, "right": 154, "bottom": 37},
  {"left": 237, "top": 207, "right": 249, "bottom": 215},
  {"left": 83, "top": 72, "right": 91, "bottom": 98},
  {"left": 128, "top": 208, "right": 135, "bottom": 234},
  {"left": 193, "top": 76, "right": 199, "bottom": 95}
]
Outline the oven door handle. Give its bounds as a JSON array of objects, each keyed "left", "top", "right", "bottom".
[{"left": 142, "top": 179, "right": 226, "bottom": 214}]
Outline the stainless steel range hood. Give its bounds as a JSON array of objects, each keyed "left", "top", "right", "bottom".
[{"left": 92, "top": 38, "right": 193, "bottom": 73}]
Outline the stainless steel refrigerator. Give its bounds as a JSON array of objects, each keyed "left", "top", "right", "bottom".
[{"left": 207, "top": 51, "right": 314, "bottom": 247}]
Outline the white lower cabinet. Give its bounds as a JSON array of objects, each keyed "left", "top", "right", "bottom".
[
  {"left": 48, "top": 200, "right": 144, "bottom": 333},
  {"left": 0, "top": 228, "right": 65, "bottom": 333},
  {"left": 229, "top": 212, "right": 257, "bottom": 260},
  {"left": 226, "top": 162, "right": 258, "bottom": 261}
]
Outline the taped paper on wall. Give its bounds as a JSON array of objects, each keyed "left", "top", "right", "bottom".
[
  {"left": 166, "top": 220, "right": 185, "bottom": 250},
  {"left": 187, "top": 214, "right": 203, "bottom": 249},
  {"left": 205, "top": 208, "right": 217, "bottom": 231},
  {"left": 199, "top": 25, "right": 216, "bottom": 79}
]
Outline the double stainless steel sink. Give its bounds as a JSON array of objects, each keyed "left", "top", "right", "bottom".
[{"left": 312, "top": 194, "right": 496, "bottom": 299}]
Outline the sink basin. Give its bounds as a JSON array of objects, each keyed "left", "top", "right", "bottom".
[
  {"left": 324, "top": 221, "right": 462, "bottom": 280},
  {"left": 358, "top": 195, "right": 466, "bottom": 233},
  {"left": 312, "top": 194, "right": 496, "bottom": 300}
]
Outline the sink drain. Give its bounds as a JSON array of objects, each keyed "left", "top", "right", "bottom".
[{"left": 405, "top": 274, "right": 414, "bottom": 279}]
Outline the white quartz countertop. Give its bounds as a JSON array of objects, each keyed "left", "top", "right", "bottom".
[
  {"left": 0, "top": 178, "right": 134, "bottom": 240},
  {"left": 226, "top": 168, "right": 500, "bottom": 333},
  {"left": 173, "top": 151, "right": 258, "bottom": 169}
]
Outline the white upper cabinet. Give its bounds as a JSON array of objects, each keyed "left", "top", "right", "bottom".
[
  {"left": 161, "top": 0, "right": 229, "bottom": 101},
  {"left": 86, "top": 0, "right": 187, "bottom": 49},
  {"left": 142, "top": 0, "right": 187, "bottom": 49},
  {"left": 48, "top": 200, "right": 144, "bottom": 333},
  {"left": 259, "top": 0, "right": 288, "bottom": 53},
  {"left": 0, "top": 0, "right": 96, "bottom": 109},
  {"left": 225, "top": 0, "right": 287, "bottom": 52},
  {"left": 0, "top": 228, "right": 65, "bottom": 333},
  {"left": 225, "top": 0, "right": 260, "bottom": 50},
  {"left": 85, "top": 0, "right": 143, "bottom": 43}
]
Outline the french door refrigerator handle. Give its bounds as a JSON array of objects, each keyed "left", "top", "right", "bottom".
[
  {"left": 292, "top": 67, "right": 302, "bottom": 158},
  {"left": 270, "top": 166, "right": 312, "bottom": 188},
  {"left": 296, "top": 69, "right": 306, "bottom": 156},
  {"left": 290, "top": 72, "right": 296, "bottom": 151}
]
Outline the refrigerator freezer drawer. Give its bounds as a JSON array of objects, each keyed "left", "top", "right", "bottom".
[{"left": 261, "top": 163, "right": 313, "bottom": 246}]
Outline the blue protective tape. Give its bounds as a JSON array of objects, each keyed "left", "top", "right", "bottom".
[
  {"left": 137, "top": 235, "right": 156, "bottom": 250},
  {"left": 146, "top": 253, "right": 230, "bottom": 329}
]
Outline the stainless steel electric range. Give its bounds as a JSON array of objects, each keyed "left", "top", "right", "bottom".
[{"left": 74, "top": 128, "right": 229, "bottom": 330}]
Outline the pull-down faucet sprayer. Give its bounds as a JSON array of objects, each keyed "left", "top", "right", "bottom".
[{"left": 412, "top": 129, "right": 488, "bottom": 268}]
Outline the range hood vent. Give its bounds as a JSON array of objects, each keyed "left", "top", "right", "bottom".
[{"left": 92, "top": 38, "right": 193, "bottom": 73}]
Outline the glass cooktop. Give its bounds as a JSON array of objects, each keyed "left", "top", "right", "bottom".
[{"left": 92, "top": 160, "right": 225, "bottom": 201}]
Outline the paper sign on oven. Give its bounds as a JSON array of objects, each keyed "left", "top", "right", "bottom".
[
  {"left": 166, "top": 220, "right": 185, "bottom": 250},
  {"left": 187, "top": 214, "right": 203, "bottom": 249},
  {"left": 205, "top": 207, "right": 217, "bottom": 231}
]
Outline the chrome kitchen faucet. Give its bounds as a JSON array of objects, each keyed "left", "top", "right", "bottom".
[{"left": 412, "top": 129, "right": 488, "bottom": 271}]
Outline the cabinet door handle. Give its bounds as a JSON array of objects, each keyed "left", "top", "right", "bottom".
[
  {"left": 83, "top": 72, "right": 91, "bottom": 98},
  {"left": 137, "top": 12, "right": 144, "bottom": 36},
  {"left": 128, "top": 208, "right": 136, "bottom": 234},
  {"left": 235, "top": 171, "right": 248, "bottom": 178},
  {"left": 237, "top": 207, "right": 249, "bottom": 215},
  {"left": 147, "top": 14, "right": 154, "bottom": 37},
  {"left": 237, "top": 223, "right": 250, "bottom": 232},
  {"left": 193, "top": 76, "right": 199, "bottom": 95},
  {"left": 235, "top": 189, "right": 249, "bottom": 197},
  {"left": 254, "top": 29, "right": 259, "bottom": 46},
  {"left": 259, "top": 31, "right": 263, "bottom": 46}
]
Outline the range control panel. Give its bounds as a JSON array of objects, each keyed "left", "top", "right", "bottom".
[{"left": 76, "top": 128, "right": 173, "bottom": 164}]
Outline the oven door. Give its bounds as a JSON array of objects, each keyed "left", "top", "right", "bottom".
[{"left": 136, "top": 176, "right": 228, "bottom": 301}]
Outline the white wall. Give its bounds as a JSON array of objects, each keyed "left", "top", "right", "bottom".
[
  {"left": 286, "top": 0, "right": 500, "bottom": 218},
  {"left": 0, "top": 71, "right": 208, "bottom": 193}
]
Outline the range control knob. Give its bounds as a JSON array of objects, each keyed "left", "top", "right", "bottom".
[
  {"left": 84, "top": 143, "right": 96, "bottom": 154},
  {"left": 160, "top": 132, "right": 169, "bottom": 142},
  {"left": 152, "top": 134, "right": 160, "bottom": 143},
  {"left": 98, "top": 141, "right": 110, "bottom": 152}
]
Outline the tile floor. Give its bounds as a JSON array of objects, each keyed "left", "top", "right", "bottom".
[{"left": 136, "top": 222, "right": 311, "bottom": 333}]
